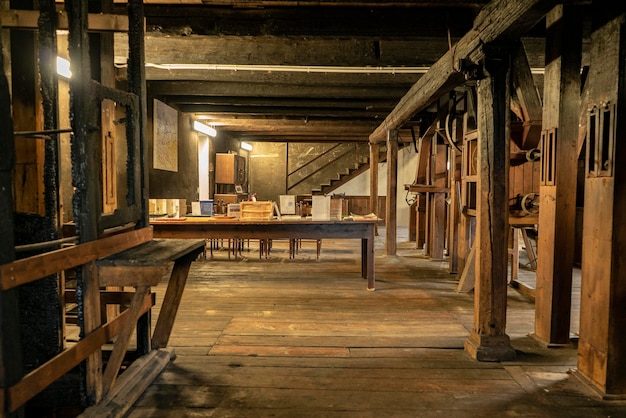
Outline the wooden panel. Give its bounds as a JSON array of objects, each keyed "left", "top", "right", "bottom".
[
  {"left": 215, "top": 153, "right": 236, "bottom": 184},
  {"left": 98, "top": 266, "right": 167, "bottom": 287},
  {"left": 80, "top": 348, "right": 174, "bottom": 418},
  {"left": 0, "top": 227, "right": 153, "bottom": 290},
  {"left": 577, "top": 9, "right": 626, "bottom": 396}
]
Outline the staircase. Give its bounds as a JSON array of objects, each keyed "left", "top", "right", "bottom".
[{"left": 287, "top": 143, "right": 382, "bottom": 196}]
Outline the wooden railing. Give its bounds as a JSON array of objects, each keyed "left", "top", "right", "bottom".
[
  {"left": 288, "top": 143, "right": 366, "bottom": 193},
  {"left": 0, "top": 227, "right": 153, "bottom": 413}
]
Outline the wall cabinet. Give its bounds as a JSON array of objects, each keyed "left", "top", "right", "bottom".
[{"left": 215, "top": 153, "right": 246, "bottom": 185}]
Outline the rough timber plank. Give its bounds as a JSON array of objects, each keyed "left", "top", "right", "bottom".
[
  {"left": 80, "top": 348, "right": 175, "bottom": 418},
  {"left": 123, "top": 233, "right": 626, "bottom": 417}
]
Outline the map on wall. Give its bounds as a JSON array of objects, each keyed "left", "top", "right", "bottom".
[{"left": 153, "top": 99, "right": 178, "bottom": 172}]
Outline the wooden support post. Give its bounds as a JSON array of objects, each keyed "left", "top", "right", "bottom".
[
  {"left": 458, "top": 114, "right": 478, "bottom": 274},
  {"left": 0, "top": 21, "right": 24, "bottom": 418},
  {"left": 448, "top": 144, "right": 462, "bottom": 274},
  {"left": 369, "top": 142, "right": 379, "bottom": 236},
  {"left": 576, "top": 8, "right": 626, "bottom": 397},
  {"left": 385, "top": 130, "right": 398, "bottom": 256},
  {"left": 464, "top": 45, "right": 515, "bottom": 362},
  {"left": 416, "top": 134, "right": 433, "bottom": 252},
  {"left": 533, "top": 5, "right": 582, "bottom": 346},
  {"left": 67, "top": 0, "right": 104, "bottom": 403},
  {"left": 415, "top": 194, "right": 427, "bottom": 249},
  {"left": 430, "top": 143, "right": 448, "bottom": 261},
  {"left": 128, "top": 0, "right": 149, "bottom": 228}
]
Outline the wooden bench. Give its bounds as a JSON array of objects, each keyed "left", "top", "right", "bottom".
[
  {"left": 95, "top": 238, "right": 206, "bottom": 396},
  {"left": 0, "top": 227, "right": 205, "bottom": 417}
]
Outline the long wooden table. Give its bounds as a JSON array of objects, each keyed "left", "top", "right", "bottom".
[{"left": 151, "top": 217, "right": 377, "bottom": 290}]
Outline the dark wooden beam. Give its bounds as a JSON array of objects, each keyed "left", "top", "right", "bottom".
[
  {"left": 177, "top": 105, "right": 389, "bottom": 119},
  {"left": 133, "top": 5, "right": 482, "bottom": 38},
  {"left": 385, "top": 129, "right": 398, "bottom": 255},
  {"left": 370, "top": 0, "right": 559, "bottom": 143},
  {"left": 66, "top": 0, "right": 104, "bottom": 403},
  {"left": 0, "top": 10, "right": 128, "bottom": 31},
  {"left": 511, "top": 42, "right": 543, "bottom": 150},
  {"left": 161, "top": 96, "right": 398, "bottom": 109},
  {"left": 464, "top": 45, "right": 515, "bottom": 362},
  {"left": 149, "top": 80, "right": 409, "bottom": 100},
  {"left": 116, "top": 34, "right": 452, "bottom": 67},
  {"left": 0, "top": 11, "right": 24, "bottom": 417},
  {"left": 533, "top": 5, "right": 582, "bottom": 347}
]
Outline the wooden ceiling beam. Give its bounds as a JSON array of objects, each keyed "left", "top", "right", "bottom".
[
  {"left": 135, "top": 68, "right": 422, "bottom": 86},
  {"left": 116, "top": 34, "right": 452, "bottom": 67},
  {"left": 0, "top": 10, "right": 128, "bottom": 31},
  {"left": 169, "top": 96, "right": 397, "bottom": 109},
  {"left": 131, "top": 6, "right": 483, "bottom": 38},
  {"left": 369, "top": 0, "right": 558, "bottom": 143},
  {"left": 179, "top": 105, "right": 390, "bottom": 118},
  {"left": 113, "top": 0, "right": 488, "bottom": 6},
  {"left": 148, "top": 80, "right": 409, "bottom": 99}
]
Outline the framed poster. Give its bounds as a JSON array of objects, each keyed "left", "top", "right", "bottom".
[{"left": 153, "top": 99, "right": 178, "bottom": 171}]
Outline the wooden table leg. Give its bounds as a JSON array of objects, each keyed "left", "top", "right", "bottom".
[{"left": 362, "top": 234, "right": 375, "bottom": 291}]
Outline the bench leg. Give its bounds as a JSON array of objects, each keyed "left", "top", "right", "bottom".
[
  {"left": 152, "top": 252, "right": 196, "bottom": 349},
  {"left": 102, "top": 285, "right": 149, "bottom": 395}
]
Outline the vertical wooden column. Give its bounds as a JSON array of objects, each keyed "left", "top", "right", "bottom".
[
  {"left": 369, "top": 142, "right": 379, "bottom": 236},
  {"left": 67, "top": 0, "right": 103, "bottom": 404},
  {"left": 464, "top": 46, "right": 515, "bottom": 362},
  {"left": 128, "top": 0, "right": 149, "bottom": 228},
  {"left": 533, "top": 5, "right": 582, "bottom": 346},
  {"left": 576, "top": 8, "right": 626, "bottom": 397},
  {"left": 448, "top": 144, "right": 462, "bottom": 274},
  {"left": 415, "top": 135, "right": 432, "bottom": 250},
  {"left": 0, "top": 23, "right": 24, "bottom": 418},
  {"left": 385, "top": 129, "right": 398, "bottom": 255},
  {"left": 430, "top": 143, "right": 448, "bottom": 261}
]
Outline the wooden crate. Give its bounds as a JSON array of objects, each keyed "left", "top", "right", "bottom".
[{"left": 240, "top": 201, "right": 274, "bottom": 220}]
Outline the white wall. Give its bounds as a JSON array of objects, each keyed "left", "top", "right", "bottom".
[
  {"left": 198, "top": 134, "right": 210, "bottom": 200},
  {"left": 333, "top": 146, "right": 418, "bottom": 227}
]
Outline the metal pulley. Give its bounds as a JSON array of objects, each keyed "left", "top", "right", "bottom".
[
  {"left": 525, "top": 148, "right": 541, "bottom": 162},
  {"left": 520, "top": 193, "right": 540, "bottom": 216}
]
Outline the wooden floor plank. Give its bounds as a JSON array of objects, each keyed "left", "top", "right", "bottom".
[{"left": 125, "top": 228, "right": 626, "bottom": 417}]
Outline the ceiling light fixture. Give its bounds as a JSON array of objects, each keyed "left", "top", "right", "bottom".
[
  {"left": 193, "top": 120, "right": 217, "bottom": 137},
  {"left": 240, "top": 141, "right": 253, "bottom": 151}
]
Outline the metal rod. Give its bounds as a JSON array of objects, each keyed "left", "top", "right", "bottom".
[
  {"left": 15, "top": 236, "right": 78, "bottom": 253},
  {"left": 14, "top": 128, "right": 73, "bottom": 138}
]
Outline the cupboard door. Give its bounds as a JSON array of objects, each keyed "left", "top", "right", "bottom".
[{"left": 215, "top": 153, "right": 236, "bottom": 184}]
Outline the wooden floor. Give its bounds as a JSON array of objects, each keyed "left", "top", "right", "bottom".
[{"left": 128, "top": 229, "right": 626, "bottom": 417}]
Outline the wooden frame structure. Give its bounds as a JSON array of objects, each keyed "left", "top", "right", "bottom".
[
  {"left": 368, "top": 0, "right": 626, "bottom": 399},
  {"left": 0, "top": 1, "right": 205, "bottom": 415}
]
